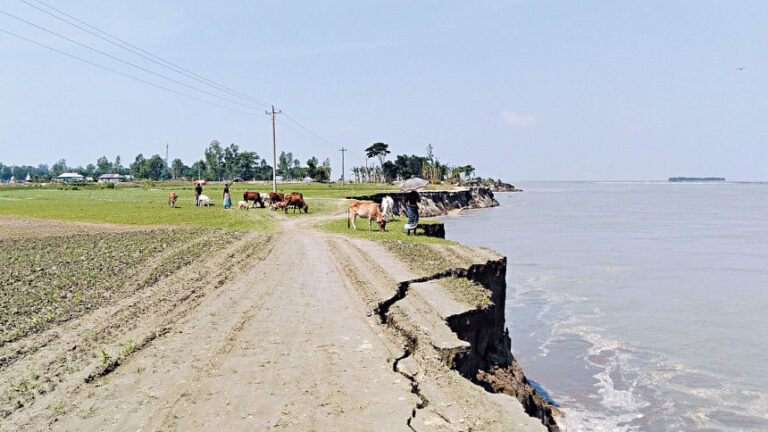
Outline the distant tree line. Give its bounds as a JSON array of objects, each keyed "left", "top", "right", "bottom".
[
  {"left": 1, "top": 140, "right": 332, "bottom": 182},
  {"left": 352, "top": 143, "right": 476, "bottom": 183},
  {"left": 2, "top": 140, "right": 486, "bottom": 183},
  {"left": 0, "top": 156, "right": 127, "bottom": 183}
]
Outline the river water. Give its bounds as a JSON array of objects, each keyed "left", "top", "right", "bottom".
[{"left": 440, "top": 182, "right": 768, "bottom": 431}]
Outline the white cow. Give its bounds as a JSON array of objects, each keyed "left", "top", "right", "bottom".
[
  {"left": 381, "top": 195, "right": 395, "bottom": 221},
  {"left": 198, "top": 194, "right": 213, "bottom": 207}
]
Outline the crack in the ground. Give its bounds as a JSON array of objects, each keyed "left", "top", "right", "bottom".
[{"left": 376, "top": 273, "right": 468, "bottom": 431}]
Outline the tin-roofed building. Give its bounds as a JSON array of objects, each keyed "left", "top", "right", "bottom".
[{"left": 98, "top": 174, "right": 126, "bottom": 183}]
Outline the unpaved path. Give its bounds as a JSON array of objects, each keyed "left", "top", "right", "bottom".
[
  {"left": 40, "top": 229, "right": 414, "bottom": 431},
  {"left": 5, "top": 214, "right": 545, "bottom": 431}
]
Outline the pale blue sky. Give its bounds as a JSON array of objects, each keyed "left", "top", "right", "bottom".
[{"left": 1, "top": 0, "right": 766, "bottom": 180}]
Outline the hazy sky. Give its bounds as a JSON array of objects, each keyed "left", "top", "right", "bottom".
[{"left": 1, "top": 0, "right": 766, "bottom": 181}]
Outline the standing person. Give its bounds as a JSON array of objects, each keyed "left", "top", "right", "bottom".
[
  {"left": 194, "top": 183, "right": 203, "bottom": 207},
  {"left": 403, "top": 190, "right": 419, "bottom": 234},
  {"left": 223, "top": 183, "right": 232, "bottom": 209}
]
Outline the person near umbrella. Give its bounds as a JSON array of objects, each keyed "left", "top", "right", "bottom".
[
  {"left": 194, "top": 183, "right": 203, "bottom": 206},
  {"left": 223, "top": 183, "right": 232, "bottom": 209},
  {"left": 403, "top": 190, "right": 420, "bottom": 233},
  {"left": 401, "top": 177, "right": 427, "bottom": 234}
]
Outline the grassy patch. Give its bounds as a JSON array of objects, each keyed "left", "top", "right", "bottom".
[
  {"left": 0, "top": 228, "right": 233, "bottom": 344},
  {"left": 383, "top": 241, "right": 492, "bottom": 308},
  {"left": 0, "top": 186, "right": 278, "bottom": 230},
  {"left": 0, "top": 182, "right": 429, "bottom": 229},
  {"left": 318, "top": 216, "right": 450, "bottom": 244}
]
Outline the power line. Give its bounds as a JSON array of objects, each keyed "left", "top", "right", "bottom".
[
  {"left": 281, "top": 111, "right": 337, "bottom": 147},
  {"left": 0, "top": 27, "right": 261, "bottom": 116},
  {"left": 17, "top": 0, "right": 272, "bottom": 108},
  {"left": 0, "top": 8, "right": 266, "bottom": 112}
]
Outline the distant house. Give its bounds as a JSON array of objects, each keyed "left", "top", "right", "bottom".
[
  {"left": 55, "top": 173, "right": 84, "bottom": 182},
  {"left": 25, "top": 173, "right": 32, "bottom": 183},
  {"left": 98, "top": 173, "right": 126, "bottom": 183},
  {"left": 302, "top": 177, "right": 314, "bottom": 183}
]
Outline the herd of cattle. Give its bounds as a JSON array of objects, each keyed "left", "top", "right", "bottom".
[
  {"left": 241, "top": 191, "right": 309, "bottom": 213},
  {"left": 167, "top": 189, "right": 398, "bottom": 232}
]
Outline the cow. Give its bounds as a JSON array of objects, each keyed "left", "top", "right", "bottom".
[
  {"left": 168, "top": 192, "right": 178, "bottom": 208},
  {"left": 268, "top": 192, "right": 285, "bottom": 210},
  {"left": 198, "top": 195, "right": 212, "bottom": 207},
  {"left": 238, "top": 200, "right": 249, "bottom": 209},
  {"left": 283, "top": 193, "right": 308, "bottom": 213},
  {"left": 348, "top": 200, "right": 387, "bottom": 231},
  {"left": 243, "top": 191, "right": 265, "bottom": 208},
  {"left": 381, "top": 195, "right": 395, "bottom": 221},
  {"left": 273, "top": 201, "right": 287, "bottom": 211},
  {"left": 259, "top": 193, "right": 270, "bottom": 204}
]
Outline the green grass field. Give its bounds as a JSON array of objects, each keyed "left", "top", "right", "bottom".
[
  {"left": 0, "top": 182, "right": 424, "bottom": 231},
  {"left": 318, "top": 215, "right": 449, "bottom": 244}
]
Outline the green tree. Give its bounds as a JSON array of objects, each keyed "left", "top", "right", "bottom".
[
  {"left": 204, "top": 140, "right": 224, "bottom": 180},
  {"left": 223, "top": 143, "right": 239, "bottom": 179},
  {"left": 306, "top": 157, "right": 319, "bottom": 179},
  {"left": 144, "top": 154, "right": 167, "bottom": 180},
  {"left": 234, "top": 151, "right": 259, "bottom": 180},
  {"left": 113, "top": 156, "right": 122, "bottom": 174},
  {"left": 130, "top": 154, "right": 147, "bottom": 178},
  {"left": 51, "top": 159, "right": 68, "bottom": 175},
  {"left": 95, "top": 156, "right": 111, "bottom": 175},
  {"left": 365, "top": 142, "right": 391, "bottom": 167},
  {"left": 171, "top": 158, "right": 186, "bottom": 179}
]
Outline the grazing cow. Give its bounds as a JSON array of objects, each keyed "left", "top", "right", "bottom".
[
  {"left": 198, "top": 194, "right": 212, "bottom": 207},
  {"left": 273, "top": 201, "right": 287, "bottom": 210},
  {"left": 243, "top": 191, "right": 265, "bottom": 208},
  {"left": 238, "top": 200, "right": 249, "bottom": 210},
  {"left": 348, "top": 200, "right": 387, "bottom": 231},
  {"left": 168, "top": 192, "right": 178, "bottom": 208},
  {"left": 259, "top": 193, "right": 270, "bottom": 204},
  {"left": 268, "top": 192, "right": 285, "bottom": 209},
  {"left": 283, "top": 193, "right": 308, "bottom": 213},
  {"left": 381, "top": 195, "right": 395, "bottom": 221}
]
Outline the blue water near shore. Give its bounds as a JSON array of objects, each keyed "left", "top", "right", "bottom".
[{"left": 440, "top": 182, "right": 768, "bottom": 431}]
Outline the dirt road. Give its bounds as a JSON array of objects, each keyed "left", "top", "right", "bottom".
[{"left": 3, "top": 216, "right": 546, "bottom": 431}]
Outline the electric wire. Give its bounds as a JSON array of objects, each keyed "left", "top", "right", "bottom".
[
  {"left": 281, "top": 111, "right": 337, "bottom": 147},
  {"left": 0, "top": 27, "right": 261, "bottom": 116},
  {"left": 0, "top": 8, "right": 267, "bottom": 112},
  {"left": 21, "top": 0, "right": 271, "bottom": 108},
  {"left": 4, "top": 3, "right": 342, "bottom": 152}
]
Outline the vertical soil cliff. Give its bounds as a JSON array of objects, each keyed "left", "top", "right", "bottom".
[
  {"left": 373, "top": 251, "right": 561, "bottom": 432},
  {"left": 350, "top": 187, "right": 499, "bottom": 217},
  {"left": 442, "top": 259, "right": 561, "bottom": 432}
]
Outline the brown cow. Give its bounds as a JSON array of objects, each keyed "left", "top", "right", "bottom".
[
  {"left": 283, "top": 193, "right": 308, "bottom": 213},
  {"left": 168, "top": 192, "right": 178, "bottom": 208},
  {"left": 348, "top": 200, "right": 386, "bottom": 231},
  {"left": 268, "top": 192, "right": 285, "bottom": 209},
  {"left": 243, "top": 191, "right": 265, "bottom": 208}
]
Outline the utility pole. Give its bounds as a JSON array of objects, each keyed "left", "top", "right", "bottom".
[
  {"left": 266, "top": 105, "right": 281, "bottom": 193},
  {"left": 339, "top": 147, "right": 347, "bottom": 188},
  {"left": 165, "top": 143, "right": 170, "bottom": 178}
]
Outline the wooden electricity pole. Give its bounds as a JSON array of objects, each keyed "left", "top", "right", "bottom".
[
  {"left": 339, "top": 147, "right": 347, "bottom": 188},
  {"left": 266, "top": 105, "right": 281, "bottom": 193}
]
